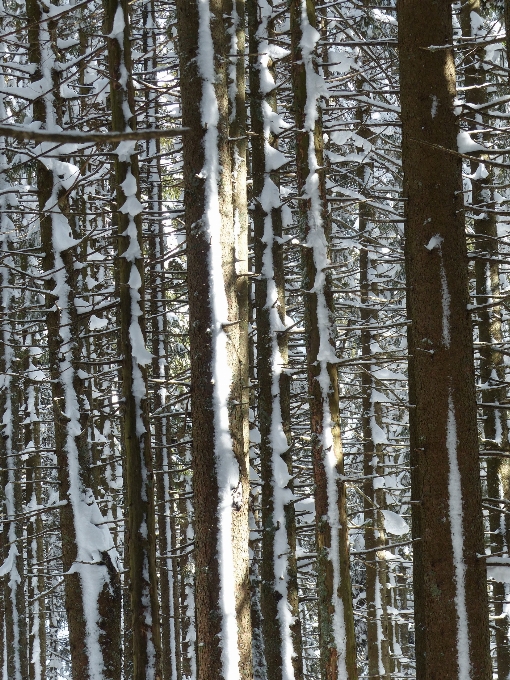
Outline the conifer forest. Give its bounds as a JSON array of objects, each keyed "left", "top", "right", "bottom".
[{"left": 4, "top": 0, "right": 510, "bottom": 678}]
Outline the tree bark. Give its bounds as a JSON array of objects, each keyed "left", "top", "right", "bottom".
[
  {"left": 248, "top": 2, "right": 303, "bottom": 679},
  {"left": 226, "top": 3, "right": 253, "bottom": 677},
  {"left": 104, "top": 0, "right": 163, "bottom": 675},
  {"left": 398, "top": 1, "right": 492, "bottom": 677},
  {"left": 175, "top": 1, "right": 251, "bottom": 679},
  {"left": 290, "top": 2, "right": 358, "bottom": 679}
]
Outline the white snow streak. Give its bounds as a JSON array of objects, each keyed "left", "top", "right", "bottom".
[
  {"left": 446, "top": 393, "right": 470, "bottom": 680},
  {"left": 299, "top": 3, "right": 348, "bottom": 678},
  {"left": 440, "top": 260, "right": 451, "bottom": 349},
  {"left": 196, "top": 2, "right": 241, "bottom": 678},
  {"left": 255, "top": 4, "right": 296, "bottom": 675}
]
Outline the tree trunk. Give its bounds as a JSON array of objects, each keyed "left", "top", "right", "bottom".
[
  {"left": 0, "top": 257, "right": 28, "bottom": 680},
  {"left": 142, "top": 3, "right": 180, "bottom": 678},
  {"left": 23, "top": 345, "right": 47, "bottom": 680},
  {"left": 104, "top": 0, "right": 162, "bottom": 676},
  {"left": 360, "top": 236, "right": 392, "bottom": 680},
  {"left": 398, "top": 1, "right": 492, "bottom": 677},
  {"left": 290, "top": 2, "right": 358, "bottom": 679},
  {"left": 226, "top": 3, "right": 253, "bottom": 678},
  {"left": 356, "top": 63, "right": 392, "bottom": 677},
  {"left": 248, "top": 2, "right": 304, "bottom": 679},
  {"left": 175, "top": 1, "right": 251, "bottom": 679},
  {"left": 459, "top": 4, "right": 510, "bottom": 678}
]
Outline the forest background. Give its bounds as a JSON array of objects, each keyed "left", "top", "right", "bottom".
[{"left": 0, "top": 1, "right": 506, "bottom": 680}]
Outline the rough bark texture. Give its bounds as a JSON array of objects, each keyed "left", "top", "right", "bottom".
[
  {"left": 398, "top": 1, "right": 491, "bottom": 678},
  {"left": 248, "top": 2, "right": 303, "bottom": 679},
  {"left": 176, "top": 2, "right": 250, "bottom": 679},
  {"left": 460, "top": 4, "right": 510, "bottom": 678},
  {"left": 105, "top": 0, "right": 161, "bottom": 675},
  {"left": 290, "top": 1, "right": 357, "bottom": 679},
  {"left": 226, "top": 3, "right": 253, "bottom": 677}
]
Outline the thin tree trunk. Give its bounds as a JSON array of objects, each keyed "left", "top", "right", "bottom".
[
  {"left": 104, "top": 0, "right": 162, "bottom": 676},
  {"left": 356, "top": 69, "right": 392, "bottom": 677},
  {"left": 0, "top": 258, "right": 27, "bottom": 680},
  {"left": 248, "top": 1, "right": 303, "bottom": 679},
  {"left": 460, "top": 4, "right": 510, "bottom": 677},
  {"left": 226, "top": 3, "right": 253, "bottom": 677},
  {"left": 398, "top": 2, "right": 491, "bottom": 677},
  {"left": 23, "top": 344, "right": 47, "bottom": 680},
  {"left": 180, "top": 464, "right": 196, "bottom": 680},
  {"left": 142, "top": 3, "right": 180, "bottom": 678},
  {"left": 290, "top": 2, "right": 358, "bottom": 679},
  {"left": 360, "top": 230, "right": 391, "bottom": 679},
  {"left": 175, "top": 1, "right": 251, "bottom": 678}
]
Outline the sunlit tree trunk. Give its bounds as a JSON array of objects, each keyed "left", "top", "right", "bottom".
[
  {"left": 226, "top": 2, "right": 252, "bottom": 677},
  {"left": 290, "top": 2, "right": 358, "bottom": 679},
  {"left": 175, "top": 1, "right": 251, "bottom": 679},
  {"left": 248, "top": 1, "right": 303, "bottom": 679}
]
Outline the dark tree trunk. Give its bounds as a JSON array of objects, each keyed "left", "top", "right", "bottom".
[{"left": 398, "top": 1, "right": 492, "bottom": 677}]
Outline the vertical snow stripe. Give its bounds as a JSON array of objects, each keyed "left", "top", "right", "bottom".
[
  {"left": 255, "top": 2, "right": 296, "bottom": 676},
  {"left": 446, "top": 394, "right": 470, "bottom": 680},
  {"left": 196, "top": 2, "right": 241, "bottom": 679},
  {"left": 299, "top": 2, "right": 348, "bottom": 678}
]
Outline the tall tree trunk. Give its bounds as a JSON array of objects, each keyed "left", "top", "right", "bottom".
[
  {"left": 356, "top": 54, "right": 392, "bottom": 675},
  {"left": 360, "top": 205, "right": 392, "bottom": 679},
  {"left": 0, "top": 64, "right": 28, "bottom": 680},
  {"left": 104, "top": 0, "right": 162, "bottom": 676},
  {"left": 290, "top": 2, "right": 358, "bottom": 679},
  {"left": 226, "top": 3, "right": 252, "bottom": 678},
  {"left": 142, "top": 3, "right": 180, "bottom": 678},
  {"left": 398, "top": 2, "right": 491, "bottom": 677},
  {"left": 0, "top": 246, "right": 27, "bottom": 680},
  {"left": 176, "top": 1, "right": 251, "bottom": 679},
  {"left": 460, "top": 3, "right": 510, "bottom": 677},
  {"left": 248, "top": 1, "right": 303, "bottom": 679},
  {"left": 27, "top": 1, "right": 122, "bottom": 678},
  {"left": 23, "top": 343, "right": 47, "bottom": 680}
]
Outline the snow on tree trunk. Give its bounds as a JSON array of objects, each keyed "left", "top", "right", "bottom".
[
  {"left": 248, "top": 2, "right": 304, "bottom": 680},
  {"left": 290, "top": 2, "right": 358, "bottom": 679},
  {"left": 27, "top": 1, "right": 122, "bottom": 678},
  {"left": 176, "top": 1, "right": 251, "bottom": 678},
  {"left": 104, "top": 0, "right": 162, "bottom": 676},
  {"left": 398, "top": 1, "right": 492, "bottom": 677},
  {"left": 0, "top": 148, "right": 28, "bottom": 680}
]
